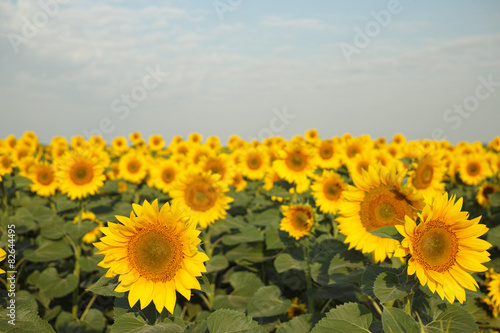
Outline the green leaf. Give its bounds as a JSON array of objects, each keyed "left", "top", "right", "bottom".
[
  {"left": 265, "top": 223, "right": 284, "bottom": 250},
  {"left": 206, "top": 255, "right": 229, "bottom": 273},
  {"left": 222, "top": 225, "right": 263, "bottom": 245},
  {"left": 112, "top": 313, "right": 184, "bottom": 333},
  {"left": 382, "top": 307, "right": 420, "bottom": 333},
  {"left": 264, "top": 185, "right": 290, "bottom": 198},
  {"left": 425, "top": 304, "right": 478, "bottom": 333},
  {"left": 373, "top": 272, "right": 410, "bottom": 303},
  {"left": 276, "top": 314, "right": 323, "bottom": 333},
  {"left": 274, "top": 253, "right": 307, "bottom": 273},
  {"left": 79, "top": 253, "right": 106, "bottom": 273},
  {"left": 245, "top": 208, "right": 281, "bottom": 226},
  {"left": 23, "top": 238, "right": 73, "bottom": 262},
  {"left": 369, "top": 226, "right": 403, "bottom": 240},
  {"left": 86, "top": 275, "right": 124, "bottom": 297},
  {"left": 12, "top": 174, "right": 33, "bottom": 189},
  {"left": 213, "top": 272, "right": 264, "bottom": 312},
  {"left": 247, "top": 285, "right": 291, "bottom": 317},
  {"left": 225, "top": 243, "right": 266, "bottom": 263},
  {"left": 310, "top": 302, "right": 372, "bottom": 333},
  {"left": 206, "top": 309, "right": 266, "bottom": 333},
  {"left": 7, "top": 207, "right": 37, "bottom": 234},
  {"left": 362, "top": 266, "right": 399, "bottom": 297},
  {"left": 63, "top": 220, "right": 98, "bottom": 243},
  {"left": 52, "top": 193, "right": 79, "bottom": 212},
  {"left": 38, "top": 267, "right": 78, "bottom": 298},
  {"left": 39, "top": 215, "right": 65, "bottom": 240},
  {"left": 489, "top": 192, "right": 500, "bottom": 207},
  {"left": 0, "top": 294, "right": 55, "bottom": 332}
]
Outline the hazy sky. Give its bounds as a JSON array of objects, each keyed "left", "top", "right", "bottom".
[{"left": 1, "top": 0, "right": 499, "bottom": 145}]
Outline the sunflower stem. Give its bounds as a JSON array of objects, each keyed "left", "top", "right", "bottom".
[
  {"left": 71, "top": 202, "right": 84, "bottom": 319},
  {"left": 79, "top": 293, "right": 97, "bottom": 321},
  {"left": 202, "top": 227, "right": 215, "bottom": 309},
  {"left": 404, "top": 274, "right": 416, "bottom": 315},
  {"left": 302, "top": 238, "right": 315, "bottom": 313}
]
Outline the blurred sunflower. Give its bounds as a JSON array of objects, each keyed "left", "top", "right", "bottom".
[
  {"left": 280, "top": 204, "right": 315, "bottom": 240},
  {"left": 129, "top": 132, "right": 144, "bottom": 146},
  {"left": 57, "top": 149, "right": 106, "bottom": 200},
  {"left": 199, "top": 154, "right": 236, "bottom": 185},
  {"left": 304, "top": 129, "right": 320, "bottom": 144},
  {"left": 481, "top": 268, "right": 500, "bottom": 317},
  {"left": 311, "top": 170, "right": 346, "bottom": 215},
  {"left": 188, "top": 132, "right": 203, "bottom": 144},
  {"left": 239, "top": 147, "right": 270, "bottom": 180},
  {"left": 118, "top": 149, "right": 148, "bottom": 184},
  {"left": 337, "top": 165, "right": 424, "bottom": 263},
  {"left": 0, "top": 154, "right": 13, "bottom": 177},
  {"left": 312, "top": 139, "right": 342, "bottom": 170},
  {"left": 408, "top": 152, "right": 447, "bottom": 200},
  {"left": 73, "top": 211, "right": 104, "bottom": 244},
  {"left": 287, "top": 297, "right": 307, "bottom": 319},
  {"left": 111, "top": 136, "right": 129, "bottom": 155},
  {"left": 0, "top": 248, "right": 6, "bottom": 274},
  {"left": 29, "top": 161, "right": 58, "bottom": 197},
  {"left": 148, "top": 159, "right": 179, "bottom": 194},
  {"left": 94, "top": 200, "right": 209, "bottom": 313},
  {"left": 476, "top": 182, "right": 499, "bottom": 207},
  {"left": 232, "top": 171, "right": 247, "bottom": 192},
  {"left": 273, "top": 143, "right": 316, "bottom": 186},
  {"left": 170, "top": 170, "right": 233, "bottom": 228},
  {"left": 148, "top": 134, "right": 165, "bottom": 151},
  {"left": 395, "top": 193, "right": 491, "bottom": 304},
  {"left": 458, "top": 154, "right": 491, "bottom": 185}
]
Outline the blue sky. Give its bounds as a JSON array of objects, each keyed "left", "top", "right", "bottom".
[{"left": 1, "top": 0, "right": 499, "bottom": 145}]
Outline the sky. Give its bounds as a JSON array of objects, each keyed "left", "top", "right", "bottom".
[{"left": 1, "top": 0, "right": 499, "bottom": 145}]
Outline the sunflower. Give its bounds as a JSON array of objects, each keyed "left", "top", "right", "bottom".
[
  {"left": 188, "top": 133, "right": 203, "bottom": 144},
  {"left": 280, "top": 204, "right": 315, "bottom": 240},
  {"left": 56, "top": 149, "right": 106, "bottom": 200},
  {"left": 272, "top": 143, "right": 316, "bottom": 186},
  {"left": 408, "top": 152, "right": 447, "bottom": 200},
  {"left": 199, "top": 154, "right": 236, "bottom": 185},
  {"left": 129, "top": 132, "right": 144, "bottom": 147},
  {"left": 476, "top": 182, "right": 499, "bottom": 207},
  {"left": 481, "top": 268, "right": 500, "bottom": 317},
  {"left": 304, "top": 129, "right": 320, "bottom": 144},
  {"left": 0, "top": 248, "right": 6, "bottom": 274},
  {"left": 239, "top": 147, "right": 270, "bottom": 180},
  {"left": 170, "top": 170, "right": 233, "bottom": 228},
  {"left": 287, "top": 297, "right": 307, "bottom": 319},
  {"left": 148, "top": 134, "right": 165, "bottom": 151},
  {"left": 345, "top": 152, "right": 376, "bottom": 179},
  {"left": 311, "top": 170, "right": 346, "bottom": 215},
  {"left": 111, "top": 136, "right": 129, "bottom": 155},
  {"left": 487, "top": 136, "right": 500, "bottom": 152},
  {"left": 94, "top": 200, "right": 209, "bottom": 313},
  {"left": 392, "top": 133, "right": 406, "bottom": 146},
  {"left": 118, "top": 149, "right": 148, "bottom": 184},
  {"left": 313, "top": 139, "right": 342, "bottom": 170},
  {"left": 29, "top": 161, "right": 58, "bottom": 197},
  {"left": 395, "top": 192, "right": 491, "bottom": 304},
  {"left": 232, "top": 171, "right": 247, "bottom": 192},
  {"left": 458, "top": 154, "right": 492, "bottom": 185},
  {"left": 337, "top": 165, "right": 424, "bottom": 263},
  {"left": 0, "top": 154, "right": 13, "bottom": 176},
  {"left": 148, "top": 159, "right": 179, "bottom": 194}
]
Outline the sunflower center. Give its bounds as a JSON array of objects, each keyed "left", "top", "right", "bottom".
[
  {"left": 414, "top": 163, "right": 434, "bottom": 189},
  {"left": 185, "top": 180, "right": 217, "bottom": 212},
  {"left": 292, "top": 210, "right": 312, "bottom": 230},
  {"left": 414, "top": 220, "right": 458, "bottom": 272},
  {"left": 319, "top": 142, "right": 333, "bottom": 159},
  {"left": 1, "top": 157, "right": 10, "bottom": 168},
  {"left": 467, "top": 162, "right": 480, "bottom": 176},
  {"left": 70, "top": 164, "right": 93, "bottom": 185},
  {"left": 161, "top": 168, "right": 175, "bottom": 184},
  {"left": 247, "top": 154, "right": 262, "bottom": 170},
  {"left": 37, "top": 169, "right": 54, "bottom": 185},
  {"left": 286, "top": 152, "right": 307, "bottom": 172},
  {"left": 483, "top": 185, "right": 496, "bottom": 197},
  {"left": 360, "top": 185, "right": 415, "bottom": 232},
  {"left": 128, "top": 226, "right": 183, "bottom": 282},
  {"left": 324, "top": 181, "right": 342, "bottom": 200},
  {"left": 127, "top": 160, "right": 141, "bottom": 174},
  {"left": 205, "top": 161, "right": 225, "bottom": 177}
]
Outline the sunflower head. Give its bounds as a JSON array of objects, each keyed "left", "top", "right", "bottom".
[
  {"left": 94, "top": 200, "right": 209, "bottom": 313},
  {"left": 280, "top": 204, "right": 315, "bottom": 240}
]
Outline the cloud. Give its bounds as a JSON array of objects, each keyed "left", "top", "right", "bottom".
[{"left": 259, "top": 15, "right": 337, "bottom": 32}]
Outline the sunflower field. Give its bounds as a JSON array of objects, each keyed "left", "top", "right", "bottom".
[{"left": 1, "top": 131, "right": 500, "bottom": 333}]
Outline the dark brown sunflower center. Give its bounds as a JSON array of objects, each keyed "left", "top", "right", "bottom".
[
  {"left": 127, "top": 160, "right": 141, "bottom": 174},
  {"left": 324, "top": 181, "right": 342, "bottom": 200},
  {"left": 205, "top": 161, "right": 225, "bottom": 177},
  {"left": 414, "top": 163, "right": 434, "bottom": 189},
  {"left": 319, "top": 143, "right": 333, "bottom": 159},
  {"left": 1, "top": 157, "right": 10, "bottom": 168},
  {"left": 360, "top": 185, "right": 415, "bottom": 232},
  {"left": 37, "top": 169, "right": 54, "bottom": 185},
  {"left": 185, "top": 180, "right": 217, "bottom": 212},
  {"left": 247, "top": 154, "right": 262, "bottom": 170},
  {"left": 483, "top": 185, "right": 496, "bottom": 197},
  {"left": 467, "top": 162, "right": 480, "bottom": 176},
  {"left": 414, "top": 220, "right": 458, "bottom": 272},
  {"left": 70, "top": 164, "right": 93, "bottom": 185},
  {"left": 128, "top": 227, "right": 183, "bottom": 282},
  {"left": 161, "top": 168, "right": 175, "bottom": 184},
  {"left": 347, "top": 144, "right": 361, "bottom": 158},
  {"left": 286, "top": 152, "right": 307, "bottom": 171},
  {"left": 292, "top": 209, "right": 312, "bottom": 230}
]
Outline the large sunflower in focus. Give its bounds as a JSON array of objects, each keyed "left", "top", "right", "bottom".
[
  {"left": 29, "top": 161, "right": 58, "bottom": 197},
  {"left": 280, "top": 204, "right": 315, "bottom": 240},
  {"left": 337, "top": 165, "right": 424, "bottom": 263},
  {"left": 170, "top": 170, "right": 233, "bottom": 228},
  {"left": 395, "top": 193, "right": 491, "bottom": 304},
  {"left": 94, "top": 200, "right": 209, "bottom": 313},
  {"left": 57, "top": 149, "right": 106, "bottom": 200}
]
